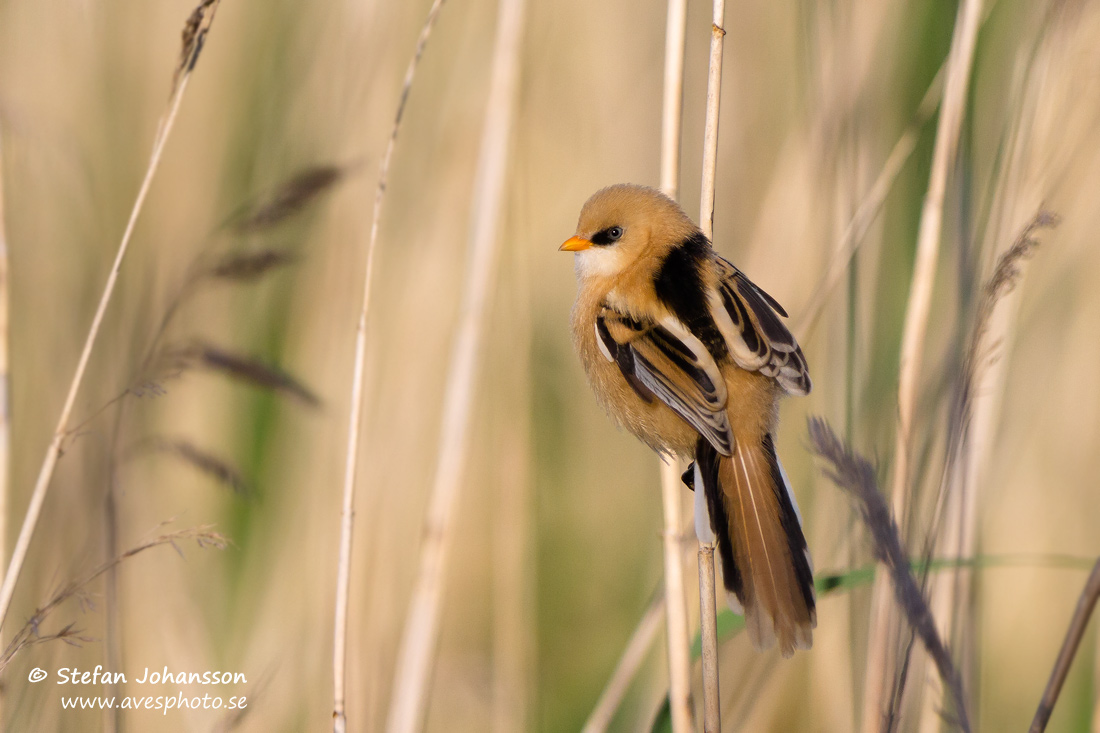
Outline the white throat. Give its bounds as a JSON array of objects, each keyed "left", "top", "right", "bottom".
[{"left": 572, "top": 246, "right": 630, "bottom": 280}]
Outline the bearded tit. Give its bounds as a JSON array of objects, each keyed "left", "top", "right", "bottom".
[{"left": 561, "top": 184, "right": 815, "bottom": 657}]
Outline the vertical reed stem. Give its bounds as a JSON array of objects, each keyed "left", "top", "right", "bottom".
[
  {"left": 332, "top": 3, "right": 448, "bottom": 730},
  {"left": 657, "top": 0, "right": 693, "bottom": 730},
  {"left": 1030, "top": 557, "right": 1100, "bottom": 733},
  {"left": 0, "top": 129, "right": 8, "bottom": 598},
  {"left": 697, "top": 0, "right": 727, "bottom": 727},
  {"left": 659, "top": 0, "right": 688, "bottom": 202},
  {"left": 658, "top": 463, "right": 694, "bottom": 733},
  {"left": 699, "top": 2, "right": 727, "bottom": 236},
  {"left": 0, "top": 113, "right": 9, "bottom": 728},
  {"left": 861, "top": 1, "right": 983, "bottom": 729},
  {"left": 491, "top": 188, "right": 535, "bottom": 733},
  {"left": 794, "top": 67, "right": 945, "bottom": 340},
  {"left": 0, "top": 63, "right": 200, "bottom": 633},
  {"left": 384, "top": 0, "right": 525, "bottom": 729},
  {"left": 698, "top": 546, "right": 721, "bottom": 732}
]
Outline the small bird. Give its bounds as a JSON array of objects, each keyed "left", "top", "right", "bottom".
[{"left": 560, "top": 184, "right": 815, "bottom": 657}]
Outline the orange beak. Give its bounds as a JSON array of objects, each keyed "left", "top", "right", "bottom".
[{"left": 559, "top": 235, "right": 592, "bottom": 252}]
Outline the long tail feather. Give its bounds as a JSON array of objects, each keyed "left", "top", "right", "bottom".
[{"left": 695, "top": 435, "right": 815, "bottom": 657}]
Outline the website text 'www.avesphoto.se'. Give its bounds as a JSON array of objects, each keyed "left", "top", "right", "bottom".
[{"left": 61, "top": 691, "right": 247, "bottom": 714}]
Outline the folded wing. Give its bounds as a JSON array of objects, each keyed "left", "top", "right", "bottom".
[
  {"left": 709, "top": 256, "right": 812, "bottom": 396},
  {"left": 595, "top": 305, "right": 734, "bottom": 456}
]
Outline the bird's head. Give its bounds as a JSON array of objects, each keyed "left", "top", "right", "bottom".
[{"left": 560, "top": 184, "right": 698, "bottom": 280}]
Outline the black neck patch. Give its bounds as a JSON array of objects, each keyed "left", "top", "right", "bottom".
[{"left": 654, "top": 232, "right": 729, "bottom": 361}]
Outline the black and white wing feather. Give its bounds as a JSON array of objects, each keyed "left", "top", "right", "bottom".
[
  {"left": 595, "top": 305, "right": 734, "bottom": 455},
  {"left": 709, "top": 256, "right": 811, "bottom": 395}
]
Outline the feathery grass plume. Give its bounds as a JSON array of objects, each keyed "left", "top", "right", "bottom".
[
  {"left": 1029, "top": 556, "right": 1100, "bottom": 733},
  {"left": 333, "top": 2, "right": 449, "bottom": 731},
  {"left": 111, "top": 168, "right": 328, "bottom": 411},
  {"left": 127, "top": 242, "right": 299, "bottom": 379},
  {"left": 0, "top": 525, "right": 226, "bottom": 673},
  {"left": 138, "top": 437, "right": 251, "bottom": 496},
  {"left": 135, "top": 244, "right": 298, "bottom": 389},
  {"left": 0, "top": 0, "right": 224, "bottom": 634},
  {"left": 205, "top": 249, "right": 299, "bottom": 282},
  {"left": 223, "top": 164, "right": 354, "bottom": 234},
  {"left": 62, "top": 243, "right": 299, "bottom": 446},
  {"left": 143, "top": 164, "right": 333, "bottom": 344},
  {"left": 167, "top": 342, "right": 320, "bottom": 407},
  {"left": 94, "top": 223, "right": 307, "bottom": 728},
  {"left": 174, "top": 1, "right": 222, "bottom": 95},
  {"left": 961, "top": 211, "right": 1059, "bottom": 392},
  {"left": 808, "top": 417, "right": 971, "bottom": 733},
  {"left": 921, "top": 210, "right": 1059, "bottom": 573}
]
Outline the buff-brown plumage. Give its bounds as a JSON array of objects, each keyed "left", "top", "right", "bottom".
[{"left": 562, "top": 183, "right": 815, "bottom": 657}]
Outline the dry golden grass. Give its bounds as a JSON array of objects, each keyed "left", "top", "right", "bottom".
[{"left": 2, "top": 1, "right": 1100, "bottom": 731}]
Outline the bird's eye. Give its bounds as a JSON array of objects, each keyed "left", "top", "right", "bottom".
[{"left": 591, "top": 226, "right": 625, "bottom": 246}]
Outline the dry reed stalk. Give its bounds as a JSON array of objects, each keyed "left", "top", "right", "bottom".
[
  {"left": 915, "top": 211, "right": 1057, "bottom": 733},
  {"left": 914, "top": 22, "right": 1069, "bottom": 722},
  {"left": 384, "top": 0, "right": 525, "bottom": 730},
  {"left": 583, "top": 0, "right": 693, "bottom": 727},
  {"left": 491, "top": 427, "right": 533, "bottom": 733},
  {"left": 491, "top": 203, "right": 535, "bottom": 733},
  {"left": 658, "top": 461, "right": 693, "bottom": 732},
  {"left": 794, "top": 66, "right": 944, "bottom": 340},
  {"left": 913, "top": 17, "right": 1063, "bottom": 718},
  {"left": 0, "top": 121, "right": 8, "bottom": 729},
  {"left": 655, "top": 0, "right": 694, "bottom": 730},
  {"left": 889, "top": 0, "right": 982, "bottom": 510},
  {"left": 104, "top": 413, "right": 125, "bottom": 733},
  {"left": 1030, "top": 557, "right": 1100, "bottom": 733},
  {"left": 795, "top": 0, "right": 1002, "bottom": 340},
  {"left": 888, "top": 0, "right": 984, "bottom": 546},
  {"left": 0, "top": 128, "right": 8, "bottom": 591},
  {"left": 696, "top": 0, "right": 726, "bottom": 726},
  {"left": 861, "top": 2, "right": 983, "bottom": 728},
  {"left": 582, "top": 591, "right": 666, "bottom": 733},
  {"left": 659, "top": 0, "right": 688, "bottom": 203},
  {"left": 698, "top": 1, "right": 726, "bottom": 237},
  {"left": 1095, "top": 650, "right": 1100, "bottom": 733},
  {"left": 698, "top": 546, "right": 720, "bottom": 732},
  {"left": 331, "top": 2, "right": 447, "bottom": 731},
  {"left": 0, "top": 0, "right": 222, "bottom": 634}
]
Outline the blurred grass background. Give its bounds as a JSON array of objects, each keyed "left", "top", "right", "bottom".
[{"left": 2, "top": 0, "right": 1100, "bottom": 731}]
